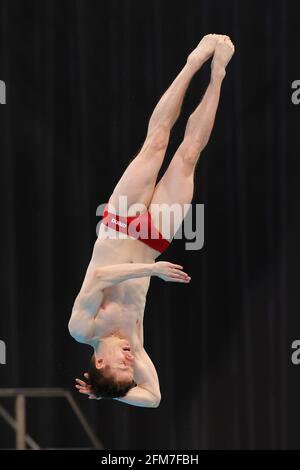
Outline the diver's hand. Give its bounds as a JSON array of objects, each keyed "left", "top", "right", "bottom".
[
  {"left": 153, "top": 261, "right": 191, "bottom": 283},
  {"left": 75, "top": 372, "right": 102, "bottom": 400}
]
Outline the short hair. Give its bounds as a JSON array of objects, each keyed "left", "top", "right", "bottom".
[{"left": 88, "top": 354, "right": 137, "bottom": 399}]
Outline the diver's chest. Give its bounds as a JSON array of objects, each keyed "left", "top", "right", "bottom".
[
  {"left": 108, "top": 277, "right": 150, "bottom": 305},
  {"left": 97, "top": 300, "right": 140, "bottom": 331}
]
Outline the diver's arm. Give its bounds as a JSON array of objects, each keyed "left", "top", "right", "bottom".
[
  {"left": 68, "top": 264, "right": 104, "bottom": 343},
  {"left": 97, "top": 261, "right": 189, "bottom": 287},
  {"left": 115, "top": 348, "right": 161, "bottom": 407},
  {"left": 114, "top": 385, "right": 160, "bottom": 408}
]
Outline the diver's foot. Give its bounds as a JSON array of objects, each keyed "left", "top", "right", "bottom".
[
  {"left": 211, "top": 36, "right": 235, "bottom": 80},
  {"left": 187, "top": 34, "right": 220, "bottom": 70}
]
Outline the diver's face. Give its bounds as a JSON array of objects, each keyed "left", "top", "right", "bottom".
[{"left": 97, "top": 337, "right": 134, "bottom": 382}]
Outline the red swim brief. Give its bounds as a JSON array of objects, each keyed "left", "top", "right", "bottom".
[{"left": 101, "top": 205, "right": 170, "bottom": 254}]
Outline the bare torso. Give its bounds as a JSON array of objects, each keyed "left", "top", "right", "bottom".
[{"left": 84, "top": 223, "right": 160, "bottom": 351}]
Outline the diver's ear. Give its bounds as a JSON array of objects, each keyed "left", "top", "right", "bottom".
[{"left": 95, "top": 357, "right": 104, "bottom": 370}]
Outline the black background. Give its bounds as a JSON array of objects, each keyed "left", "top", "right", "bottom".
[{"left": 0, "top": 0, "right": 300, "bottom": 450}]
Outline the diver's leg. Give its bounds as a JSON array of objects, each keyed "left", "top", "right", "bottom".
[
  {"left": 108, "top": 34, "right": 220, "bottom": 216},
  {"left": 149, "top": 36, "right": 235, "bottom": 238}
]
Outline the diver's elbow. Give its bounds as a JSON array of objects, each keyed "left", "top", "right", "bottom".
[{"left": 152, "top": 394, "right": 161, "bottom": 408}]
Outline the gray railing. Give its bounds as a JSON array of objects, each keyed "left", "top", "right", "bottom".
[{"left": 0, "top": 388, "right": 104, "bottom": 449}]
